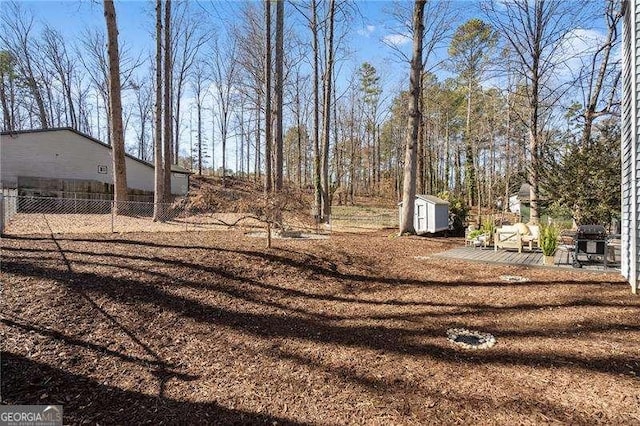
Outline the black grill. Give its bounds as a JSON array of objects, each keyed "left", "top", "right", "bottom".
[
  {"left": 575, "top": 225, "right": 607, "bottom": 240},
  {"left": 573, "top": 225, "right": 607, "bottom": 268}
]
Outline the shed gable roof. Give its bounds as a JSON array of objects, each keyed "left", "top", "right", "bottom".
[
  {"left": 398, "top": 194, "right": 449, "bottom": 205},
  {"left": 416, "top": 194, "right": 449, "bottom": 205}
]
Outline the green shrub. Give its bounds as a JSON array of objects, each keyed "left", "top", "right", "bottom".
[
  {"left": 481, "top": 218, "right": 495, "bottom": 236},
  {"left": 468, "top": 229, "right": 485, "bottom": 240},
  {"left": 540, "top": 225, "right": 559, "bottom": 256},
  {"left": 438, "top": 191, "right": 469, "bottom": 236}
]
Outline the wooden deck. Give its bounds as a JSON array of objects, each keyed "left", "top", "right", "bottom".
[{"left": 434, "top": 246, "right": 619, "bottom": 271}]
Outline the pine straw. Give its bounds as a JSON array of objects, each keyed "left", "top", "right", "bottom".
[{"left": 1, "top": 230, "right": 639, "bottom": 425}]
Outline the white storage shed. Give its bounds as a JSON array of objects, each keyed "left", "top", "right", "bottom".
[{"left": 398, "top": 194, "right": 450, "bottom": 234}]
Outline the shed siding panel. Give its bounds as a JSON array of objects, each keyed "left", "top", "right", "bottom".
[{"left": 434, "top": 205, "right": 449, "bottom": 231}]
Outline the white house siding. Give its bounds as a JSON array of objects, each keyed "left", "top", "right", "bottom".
[
  {"left": 0, "top": 129, "right": 188, "bottom": 196},
  {"left": 622, "top": 0, "right": 639, "bottom": 294}
]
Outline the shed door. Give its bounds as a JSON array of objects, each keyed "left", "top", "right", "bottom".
[{"left": 416, "top": 203, "right": 424, "bottom": 231}]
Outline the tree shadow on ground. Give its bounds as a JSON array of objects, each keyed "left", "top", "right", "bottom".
[
  {"left": 3, "top": 235, "right": 624, "bottom": 290},
  {"left": 3, "top": 234, "right": 640, "bottom": 423},
  {"left": 3, "top": 259, "right": 639, "bottom": 379},
  {"left": 1, "top": 352, "right": 305, "bottom": 425},
  {"left": 265, "top": 346, "right": 611, "bottom": 424},
  {"left": 2, "top": 243, "right": 628, "bottom": 297},
  {"left": 5, "top": 248, "right": 637, "bottom": 325}
]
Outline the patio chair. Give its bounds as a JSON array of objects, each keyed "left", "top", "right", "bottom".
[
  {"left": 494, "top": 224, "right": 524, "bottom": 253},
  {"left": 521, "top": 224, "right": 541, "bottom": 251},
  {"left": 555, "top": 230, "right": 575, "bottom": 265},
  {"left": 605, "top": 234, "right": 621, "bottom": 268}
]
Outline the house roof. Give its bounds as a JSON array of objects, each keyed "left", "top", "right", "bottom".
[
  {"left": 517, "top": 183, "right": 531, "bottom": 201},
  {"left": 398, "top": 194, "right": 449, "bottom": 205},
  {"left": 510, "top": 183, "right": 549, "bottom": 203},
  {"left": 0, "top": 127, "right": 192, "bottom": 174}
]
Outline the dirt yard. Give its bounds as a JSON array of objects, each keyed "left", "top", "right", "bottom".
[{"left": 1, "top": 230, "right": 639, "bottom": 425}]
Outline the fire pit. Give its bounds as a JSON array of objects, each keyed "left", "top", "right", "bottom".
[
  {"left": 447, "top": 328, "right": 496, "bottom": 350},
  {"left": 499, "top": 275, "right": 529, "bottom": 283}
]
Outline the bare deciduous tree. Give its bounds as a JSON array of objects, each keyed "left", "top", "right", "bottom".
[
  {"left": 0, "top": 50, "right": 16, "bottom": 131},
  {"left": 399, "top": 0, "right": 425, "bottom": 235},
  {"left": 163, "top": 0, "right": 172, "bottom": 199},
  {"left": 170, "top": 2, "right": 210, "bottom": 164},
  {"left": 274, "top": 0, "right": 285, "bottom": 191},
  {"left": 579, "top": 0, "right": 622, "bottom": 146},
  {"left": 210, "top": 35, "right": 238, "bottom": 185},
  {"left": 190, "top": 61, "right": 209, "bottom": 175},
  {"left": 264, "top": 0, "right": 272, "bottom": 192},
  {"left": 153, "top": 0, "right": 164, "bottom": 220},
  {"left": 320, "top": 0, "right": 336, "bottom": 222},
  {"left": 0, "top": 2, "right": 48, "bottom": 128},
  {"left": 484, "top": 0, "right": 586, "bottom": 224},
  {"left": 103, "top": 0, "right": 128, "bottom": 211},
  {"left": 41, "top": 26, "right": 78, "bottom": 129}
]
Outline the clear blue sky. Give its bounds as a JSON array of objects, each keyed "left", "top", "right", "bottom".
[
  {"left": 15, "top": 0, "right": 490, "bottom": 81},
  {"left": 11, "top": 0, "right": 604, "bottom": 84},
  {"left": 15, "top": 0, "right": 604, "bottom": 86}
]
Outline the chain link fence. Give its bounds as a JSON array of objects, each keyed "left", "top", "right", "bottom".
[
  {"left": 0, "top": 194, "right": 399, "bottom": 236},
  {"left": 0, "top": 195, "right": 268, "bottom": 235},
  {"left": 329, "top": 207, "right": 398, "bottom": 232}
]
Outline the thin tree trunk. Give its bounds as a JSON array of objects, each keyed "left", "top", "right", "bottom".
[
  {"left": 529, "top": 64, "right": 540, "bottom": 224},
  {"left": 444, "top": 112, "right": 450, "bottom": 190},
  {"left": 274, "top": 0, "right": 284, "bottom": 191},
  {"left": 332, "top": 81, "right": 340, "bottom": 195},
  {"left": 163, "top": 0, "right": 172, "bottom": 200},
  {"left": 399, "top": 0, "right": 425, "bottom": 235},
  {"left": 417, "top": 74, "right": 425, "bottom": 195},
  {"left": 465, "top": 78, "right": 476, "bottom": 207},
  {"left": 174, "top": 84, "right": 182, "bottom": 164},
  {"left": 153, "top": 0, "right": 164, "bottom": 220},
  {"left": 321, "top": 0, "right": 335, "bottom": 222},
  {"left": 311, "top": 0, "right": 321, "bottom": 219},
  {"left": 197, "top": 93, "right": 202, "bottom": 175},
  {"left": 0, "top": 69, "right": 12, "bottom": 130},
  {"left": 264, "top": 0, "right": 272, "bottom": 192},
  {"left": 296, "top": 81, "right": 302, "bottom": 188},
  {"left": 103, "top": 0, "right": 128, "bottom": 212},
  {"left": 211, "top": 113, "right": 215, "bottom": 175},
  {"left": 348, "top": 101, "right": 356, "bottom": 203},
  {"left": 256, "top": 95, "right": 261, "bottom": 180}
]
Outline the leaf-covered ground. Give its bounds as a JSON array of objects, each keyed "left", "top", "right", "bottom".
[{"left": 1, "top": 230, "right": 639, "bottom": 425}]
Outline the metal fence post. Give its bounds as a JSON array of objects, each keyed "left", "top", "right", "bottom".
[
  {"left": 0, "top": 193, "right": 4, "bottom": 235},
  {"left": 111, "top": 200, "right": 115, "bottom": 233}
]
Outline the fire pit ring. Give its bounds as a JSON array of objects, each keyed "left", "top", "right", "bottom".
[
  {"left": 499, "top": 275, "right": 529, "bottom": 283},
  {"left": 447, "top": 328, "right": 496, "bottom": 350}
]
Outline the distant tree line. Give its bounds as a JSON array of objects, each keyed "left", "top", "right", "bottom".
[{"left": 0, "top": 0, "right": 622, "bottom": 229}]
